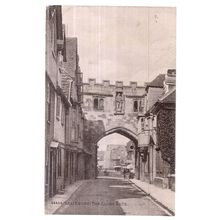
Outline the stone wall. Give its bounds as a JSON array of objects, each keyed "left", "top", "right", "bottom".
[
  {"left": 82, "top": 79, "right": 146, "bottom": 140},
  {"left": 82, "top": 79, "right": 146, "bottom": 178}
]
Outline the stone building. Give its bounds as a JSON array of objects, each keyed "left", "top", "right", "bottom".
[
  {"left": 45, "top": 5, "right": 67, "bottom": 199},
  {"left": 83, "top": 79, "right": 145, "bottom": 116},
  {"left": 137, "top": 74, "right": 165, "bottom": 182},
  {"left": 45, "top": 6, "right": 91, "bottom": 200},
  {"left": 149, "top": 70, "right": 176, "bottom": 190},
  {"left": 60, "top": 37, "right": 86, "bottom": 185},
  {"left": 82, "top": 79, "right": 146, "bottom": 178},
  {"left": 137, "top": 70, "right": 176, "bottom": 190},
  {"left": 103, "top": 145, "right": 127, "bottom": 169}
]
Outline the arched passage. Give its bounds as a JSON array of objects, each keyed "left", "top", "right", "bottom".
[
  {"left": 83, "top": 118, "right": 141, "bottom": 179},
  {"left": 96, "top": 127, "right": 138, "bottom": 147},
  {"left": 96, "top": 127, "right": 138, "bottom": 179}
]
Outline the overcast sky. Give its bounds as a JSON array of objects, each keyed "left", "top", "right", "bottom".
[
  {"left": 97, "top": 133, "right": 130, "bottom": 151},
  {"left": 62, "top": 6, "right": 176, "bottom": 85},
  {"left": 62, "top": 6, "right": 176, "bottom": 149}
]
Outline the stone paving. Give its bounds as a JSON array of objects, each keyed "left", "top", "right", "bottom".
[
  {"left": 45, "top": 180, "right": 86, "bottom": 214},
  {"left": 129, "top": 178, "right": 175, "bottom": 214}
]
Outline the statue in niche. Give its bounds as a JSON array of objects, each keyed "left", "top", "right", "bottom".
[{"left": 115, "top": 92, "right": 123, "bottom": 112}]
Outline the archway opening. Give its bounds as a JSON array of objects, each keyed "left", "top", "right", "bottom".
[{"left": 97, "top": 132, "right": 136, "bottom": 179}]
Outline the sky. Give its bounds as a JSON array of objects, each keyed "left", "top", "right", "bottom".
[
  {"left": 62, "top": 6, "right": 176, "bottom": 85},
  {"left": 62, "top": 6, "right": 176, "bottom": 150},
  {"left": 97, "top": 133, "right": 130, "bottom": 151}
]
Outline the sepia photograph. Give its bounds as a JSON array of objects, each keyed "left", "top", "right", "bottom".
[{"left": 45, "top": 5, "right": 176, "bottom": 215}]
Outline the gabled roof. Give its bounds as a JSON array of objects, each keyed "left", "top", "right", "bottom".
[
  {"left": 146, "top": 74, "right": 165, "bottom": 91},
  {"left": 146, "top": 87, "right": 176, "bottom": 115},
  {"left": 159, "top": 87, "right": 176, "bottom": 103}
]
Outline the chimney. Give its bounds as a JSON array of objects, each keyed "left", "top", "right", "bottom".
[{"left": 164, "top": 69, "right": 176, "bottom": 92}]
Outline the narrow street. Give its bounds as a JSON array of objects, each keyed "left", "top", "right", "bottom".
[{"left": 55, "top": 176, "right": 168, "bottom": 215}]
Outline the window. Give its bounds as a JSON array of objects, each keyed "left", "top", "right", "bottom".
[
  {"left": 56, "top": 96, "right": 61, "bottom": 119},
  {"left": 133, "top": 99, "right": 144, "bottom": 113},
  {"left": 94, "top": 98, "right": 99, "bottom": 110},
  {"left": 133, "top": 100, "right": 138, "bottom": 112},
  {"left": 71, "top": 122, "right": 77, "bottom": 141},
  {"left": 99, "top": 99, "right": 104, "bottom": 110},
  {"left": 139, "top": 100, "right": 144, "bottom": 112},
  {"left": 93, "top": 97, "right": 104, "bottom": 111}
]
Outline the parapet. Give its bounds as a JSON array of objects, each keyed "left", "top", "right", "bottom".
[{"left": 84, "top": 79, "right": 146, "bottom": 88}]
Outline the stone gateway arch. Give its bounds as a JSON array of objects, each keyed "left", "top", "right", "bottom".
[{"left": 82, "top": 78, "right": 146, "bottom": 178}]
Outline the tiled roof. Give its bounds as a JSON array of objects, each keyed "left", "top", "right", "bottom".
[
  {"left": 147, "top": 74, "right": 165, "bottom": 89},
  {"left": 60, "top": 70, "right": 72, "bottom": 99},
  {"left": 147, "top": 87, "right": 164, "bottom": 110},
  {"left": 159, "top": 88, "right": 176, "bottom": 103},
  {"left": 63, "top": 38, "right": 77, "bottom": 78}
]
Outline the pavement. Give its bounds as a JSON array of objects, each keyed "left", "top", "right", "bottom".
[
  {"left": 45, "top": 176, "right": 174, "bottom": 215},
  {"left": 45, "top": 180, "right": 86, "bottom": 214},
  {"left": 129, "top": 178, "right": 175, "bottom": 214},
  {"left": 54, "top": 177, "right": 168, "bottom": 215}
]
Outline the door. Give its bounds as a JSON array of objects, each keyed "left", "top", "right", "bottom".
[{"left": 49, "top": 150, "right": 57, "bottom": 197}]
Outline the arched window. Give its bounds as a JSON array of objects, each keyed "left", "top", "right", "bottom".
[
  {"left": 93, "top": 97, "right": 104, "bottom": 111},
  {"left": 94, "top": 98, "right": 99, "bottom": 110},
  {"left": 133, "top": 100, "right": 138, "bottom": 112},
  {"left": 99, "top": 98, "right": 104, "bottom": 110}
]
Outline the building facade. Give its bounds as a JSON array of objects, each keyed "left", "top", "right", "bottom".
[
  {"left": 137, "top": 70, "right": 176, "bottom": 191},
  {"left": 103, "top": 145, "right": 127, "bottom": 169},
  {"left": 45, "top": 6, "right": 95, "bottom": 200},
  {"left": 45, "top": 5, "right": 67, "bottom": 199},
  {"left": 82, "top": 79, "right": 147, "bottom": 179}
]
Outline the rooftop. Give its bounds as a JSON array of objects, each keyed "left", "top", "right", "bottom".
[
  {"left": 146, "top": 74, "right": 165, "bottom": 91},
  {"left": 63, "top": 37, "right": 78, "bottom": 77},
  {"left": 60, "top": 71, "right": 72, "bottom": 99},
  {"left": 159, "top": 87, "right": 176, "bottom": 104}
]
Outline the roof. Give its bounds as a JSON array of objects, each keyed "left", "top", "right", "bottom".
[
  {"left": 147, "top": 87, "right": 164, "bottom": 109},
  {"left": 146, "top": 74, "right": 165, "bottom": 91},
  {"left": 60, "top": 70, "right": 72, "bottom": 99},
  {"left": 159, "top": 87, "right": 176, "bottom": 103},
  {"left": 63, "top": 37, "right": 78, "bottom": 77},
  {"left": 147, "top": 88, "right": 176, "bottom": 115}
]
